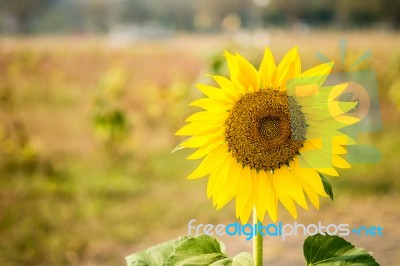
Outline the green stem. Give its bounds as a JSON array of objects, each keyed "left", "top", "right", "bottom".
[{"left": 253, "top": 209, "right": 263, "bottom": 266}]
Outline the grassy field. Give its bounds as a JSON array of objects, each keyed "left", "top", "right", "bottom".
[{"left": 0, "top": 31, "right": 399, "bottom": 265}]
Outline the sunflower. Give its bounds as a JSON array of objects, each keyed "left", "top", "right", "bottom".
[{"left": 175, "top": 47, "right": 358, "bottom": 223}]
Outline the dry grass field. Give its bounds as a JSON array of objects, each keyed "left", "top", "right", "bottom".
[{"left": 0, "top": 31, "right": 399, "bottom": 265}]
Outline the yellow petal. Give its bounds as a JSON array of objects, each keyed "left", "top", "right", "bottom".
[
  {"left": 306, "top": 117, "right": 349, "bottom": 130},
  {"left": 300, "top": 141, "right": 333, "bottom": 168},
  {"left": 256, "top": 170, "right": 268, "bottom": 221},
  {"left": 303, "top": 184, "right": 320, "bottom": 209},
  {"left": 297, "top": 61, "right": 333, "bottom": 87},
  {"left": 196, "top": 84, "right": 234, "bottom": 104},
  {"left": 328, "top": 83, "right": 348, "bottom": 101},
  {"left": 279, "top": 166, "right": 308, "bottom": 210},
  {"left": 259, "top": 47, "right": 276, "bottom": 89},
  {"left": 304, "top": 186, "right": 320, "bottom": 209},
  {"left": 189, "top": 98, "right": 231, "bottom": 112},
  {"left": 267, "top": 172, "right": 279, "bottom": 222},
  {"left": 185, "top": 111, "right": 228, "bottom": 123},
  {"left": 328, "top": 101, "right": 358, "bottom": 116},
  {"left": 306, "top": 128, "right": 356, "bottom": 147},
  {"left": 294, "top": 175, "right": 320, "bottom": 209},
  {"left": 236, "top": 166, "right": 252, "bottom": 221},
  {"left": 332, "top": 154, "right": 351, "bottom": 169},
  {"left": 300, "top": 148, "right": 344, "bottom": 176},
  {"left": 257, "top": 170, "right": 278, "bottom": 222},
  {"left": 273, "top": 47, "right": 301, "bottom": 91},
  {"left": 334, "top": 115, "right": 360, "bottom": 126},
  {"left": 186, "top": 137, "right": 225, "bottom": 160},
  {"left": 273, "top": 167, "right": 298, "bottom": 219},
  {"left": 175, "top": 121, "right": 221, "bottom": 136},
  {"left": 179, "top": 130, "right": 224, "bottom": 148},
  {"left": 305, "top": 137, "right": 347, "bottom": 155},
  {"left": 225, "top": 50, "right": 239, "bottom": 78},
  {"left": 292, "top": 84, "right": 319, "bottom": 98},
  {"left": 303, "top": 140, "right": 349, "bottom": 164},
  {"left": 224, "top": 51, "right": 246, "bottom": 93},
  {"left": 242, "top": 201, "right": 255, "bottom": 224},
  {"left": 314, "top": 167, "right": 339, "bottom": 177},
  {"left": 215, "top": 156, "right": 241, "bottom": 210},
  {"left": 241, "top": 170, "right": 257, "bottom": 223},
  {"left": 235, "top": 53, "right": 260, "bottom": 92},
  {"left": 300, "top": 101, "right": 357, "bottom": 120},
  {"left": 207, "top": 152, "right": 230, "bottom": 199},
  {"left": 187, "top": 145, "right": 227, "bottom": 179},
  {"left": 293, "top": 158, "right": 328, "bottom": 196},
  {"left": 333, "top": 135, "right": 357, "bottom": 146},
  {"left": 208, "top": 75, "right": 241, "bottom": 100}
]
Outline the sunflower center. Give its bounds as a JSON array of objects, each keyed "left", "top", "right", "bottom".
[
  {"left": 225, "top": 90, "right": 306, "bottom": 171},
  {"left": 258, "top": 116, "right": 281, "bottom": 139}
]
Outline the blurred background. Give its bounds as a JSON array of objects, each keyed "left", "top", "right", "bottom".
[{"left": 0, "top": 0, "right": 399, "bottom": 265}]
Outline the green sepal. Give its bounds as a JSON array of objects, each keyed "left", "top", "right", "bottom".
[{"left": 319, "top": 174, "right": 334, "bottom": 200}]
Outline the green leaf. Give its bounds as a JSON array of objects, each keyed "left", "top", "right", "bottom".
[
  {"left": 210, "top": 258, "right": 232, "bottom": 266},
  {"left": 165, "top": 234, "right": 228, "bottom": 266},
  {"left": 232, "top": 252, "right": 254, "bottom": 266},
  {"left": 126, "top": 235, "right": 254, "bottom": 266},
  {"left": 209, "top": 252, "right": 253, "bottom": 266},
  {"left": 304, "top": 234, "right": 379, "bottom": 266},
  {"left": 320, "top": 174, "right": 334, "bottom": 200},
  {"left": 125, "top": 236, "right": 188, "bottom": 266}
]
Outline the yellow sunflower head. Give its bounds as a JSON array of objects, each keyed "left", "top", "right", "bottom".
[{"left": 175, "top": 47, "right": 358, "bottom": 223}]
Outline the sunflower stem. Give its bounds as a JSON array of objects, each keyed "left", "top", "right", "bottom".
[{"left": 253, "top": 209, "right": 263, "bottom": 266}]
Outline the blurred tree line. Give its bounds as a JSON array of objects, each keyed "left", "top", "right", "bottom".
[{"left": 0, "top": 0, "right": 399, "bottom": 34}]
